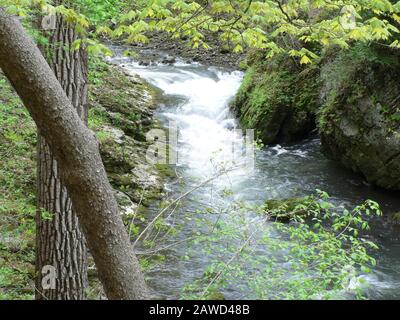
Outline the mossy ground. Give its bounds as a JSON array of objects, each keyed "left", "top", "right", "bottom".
[
  {"left": 0, "top": 57, "right": 168, "bottom": 299},
  {"left": 0, "top": 74, "right": 36, "bottom": 300}
]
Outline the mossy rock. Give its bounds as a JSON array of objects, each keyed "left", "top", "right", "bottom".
[
  {"left": 231, "top": 51, "right": 319, "bottom": 145},
  {"left": 392, "top": 212, "right": 400, "bottom": 225},
  {"left": 89, "top": 64, "right": 166, "bottom": 206},
  {"left": 318, "top": 44, "right": 400, "bottom": 190},
  {"left": 155, "top": 164, "right": 177, "bottom": 179},
  {"left": 205, "top": 291, "right": 226, "bottom": 300},
  {"left": 108, "top": 173, "right": 138, "bottom": 188},
  {"left": 264, "top": 197, "right": 310, "bottom": 223}
]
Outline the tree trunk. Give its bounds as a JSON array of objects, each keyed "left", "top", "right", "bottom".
[
  {"left": 35, "top": 7, "right": 89, "bottom": 300},
  {"left": 0, "top": 9, "right": 148, "bottom": 300}
]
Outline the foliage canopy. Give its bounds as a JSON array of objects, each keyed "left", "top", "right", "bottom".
[{"left": 2, "top": 0, "right": 400, "bottom": 63}]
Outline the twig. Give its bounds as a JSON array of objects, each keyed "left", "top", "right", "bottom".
[
  {"left": 200, "top": 213, "right": 270, "bottom": 298},
  {"left": 132, "top": 165, "right": 241, "bottom": 248}
]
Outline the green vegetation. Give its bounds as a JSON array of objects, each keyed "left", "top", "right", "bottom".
[
  {"left": 73, "top": 0, "right": 127, "bottom": 26},
  {"left": 0, "top": 73, "right": 36, "bottom": 300},
  {"left": 106, "top": 0, "right": 400, "bottom": 63},
  {"left": 182, "top": 190, "right": 381, "bottom": 300},
  {"left": 0, "top": 57, "right": 165, "bottom": 299},
  {"left": 4, "top": 1, "right": 400, "bottom": 64},
  {"left": 1, "top": 0, "right": 400, "bottom": 301},
  {"left": 232, "top": 51, "right": 319, "bottom": 144}
]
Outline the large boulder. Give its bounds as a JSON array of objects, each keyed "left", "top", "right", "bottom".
[
  {"left": 318, "top": 46, "right": 400, "bottom": 190},
  {"left": 231, "top": 52, "right": 319, "bottom": 144}
]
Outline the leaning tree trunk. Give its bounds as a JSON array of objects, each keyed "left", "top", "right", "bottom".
[
  {"left": 35, "top": 7, "right": 89, "bottom": 300},
  {"left": 0, "top": 9, "right": 148, "bottom": 300}
]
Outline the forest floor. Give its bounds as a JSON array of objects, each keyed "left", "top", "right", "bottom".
[{"left": 0, "top": 58, "right": 169, "bottom": 299}]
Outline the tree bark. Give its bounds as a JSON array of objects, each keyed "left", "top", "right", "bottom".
[
  {"left": 36, "top": 7, "right": 89, "bottom": 300},
  {"left": 0, "top": 9, "right": 148, "bottom": 300}
]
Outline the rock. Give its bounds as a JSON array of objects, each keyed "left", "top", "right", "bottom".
[
  {"left": 141, "top": 118, "right": 152, "bottom": 126},
  {"left": 193, "top": 54, "right": 202, "bottom": 62},
  {"left": 161, "top": 56, "right": 176, "bottom": 65},
  {"left": 319, "top": 46, "right": 400, "bottom": 190},
  {"left": 233, "top": 45, "right": 400, "bottom": 191},
  {"left": 114, "top": 190, "right": 138, "bottom": 216},
  {"left": 231, "top": 52, "right": 319, "bottom": 144},
  {"left": 102, "top": 125, "right": 125, "bottom": 144},
  {"left": 205, "top": 291, "right": 225, "bottom": 300},
  {"left": 108, "top": 173, "right": 138, "bottom": 188},
  {"left": 264, "top": 197, "right": 310, "bottom": 223},
  {"left": 89, "top": 65, "right": 166, "bottom": 208},
  {"left": 139, "top": 60, "right": 150, "bottom": 66},
  {"left": 131, "top": 163, "right": 162, "bottom": 190}
]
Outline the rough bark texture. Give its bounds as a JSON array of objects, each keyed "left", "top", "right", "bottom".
[
  {"left": 35, "top": 8, "right": 89, "bottom": 300},
  {"left": 0, "top": 10, "right": 148, "bottom": 300}
]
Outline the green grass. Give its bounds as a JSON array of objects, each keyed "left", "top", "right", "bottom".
[{"left": 0, "top": 72, "right": 37, "bottom": 300}]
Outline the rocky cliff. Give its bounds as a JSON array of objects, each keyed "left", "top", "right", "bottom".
[
  {"left": 231, "top": 51, "right": 319, "bottom": 145},
  {"left": 233, "top": 45, "right": 400, "bottom": 190},
  {"left": 318, "top": 46, "right": 400, "bottom": 190}
]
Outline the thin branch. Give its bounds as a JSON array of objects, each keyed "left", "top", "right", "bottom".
[{"left": 132, "top": 165, "right": 241, "bottom": 248}]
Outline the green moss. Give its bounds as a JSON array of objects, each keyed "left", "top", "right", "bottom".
[
  {"left": 318, "top": 44, "right": 400, "bottom": 134},
  {"left": 0, "top": 72, "right": 36, "bottom": 299},
  {"left": 155, "top": 164, "right": 176, "bottom": 179},
  {"left": 232, "top": 52, "right": 319, "bottom": 144},
  {"left": 393, "top": 212, "right": 400, "bottom": 224},
  {"left": 204, "top": 290, "right": 225, "bottom": 300},
  {"left": 88, "top": 107, "right": 109, "bottom": 131},
  {"left": 95, "top": 130, "right": 113, "bottom": 142},
  {"left": 264, "top": 197, "right": 310, "bottom": 222}
]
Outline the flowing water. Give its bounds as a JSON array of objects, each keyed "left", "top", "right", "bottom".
[{"left": 109, "top": 50, "right": 400, "bottom": 300}]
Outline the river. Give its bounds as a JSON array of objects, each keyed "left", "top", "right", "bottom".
[{"left": 109, "top": 49, "right": 400, "bottom": 300}]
